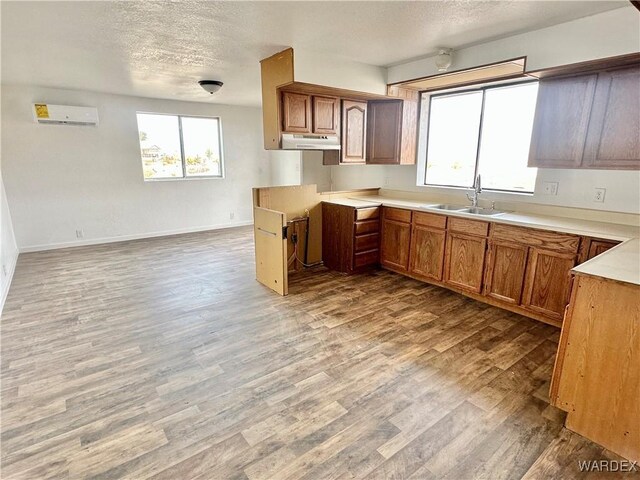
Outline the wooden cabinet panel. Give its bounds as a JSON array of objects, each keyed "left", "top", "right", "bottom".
[
  {"left": 484, "top": 241, "right": 528, "bottom": 305},
  {"left": 381, "top": 219, "right": 411, "bottom": 271},
  {"left": 410, "top": 225, "right": 446, "bottom": 281},
  {"left": 367, "top": 100, "right": 403, "bottom": 165},
  {"left": 522, "top": 248, "right": 576, "bottom": 319},
  {"left": 444, "top": 233, "right": 487, "bottom": 293},
  {"left": 354, "top": 249, "right": 379, "bottom": 268},
  {"left": 341, "top": 100, "right": 367, "bottom": 164},
  {"left": 528, "top": 74, "right": 597, "bottom": 168},
  {"left": 413, "top": 211, "right": 447, "bottom": 229},
  {"left": 491, "top": 224, "right": 579, "bottom": 253},
  {"left": 355, "top": 206, "right": 379, "bottom": 221},
  {"left": 355, "top": 219, "right": 379, "bottom": 235},
  {"left": 587, "top": 239, "right": 619, "bottom": 259},
  {"left": 383, "top": 207, "right": 412, "bottom": 223},
  {"left": 282, "top": 91, "right": 312, "bottom": 133},
  {"left": 313, "top": 96, "right": 339, "bottom": 135},
  {"left": 583, "top": 66, "right": 640, "bottom": 169},
  {"left": 354, "top": 233, "right": 379, "bottom": 252},
  {"left": 449, "top": 217, "right": 489, "bottom": 237}
]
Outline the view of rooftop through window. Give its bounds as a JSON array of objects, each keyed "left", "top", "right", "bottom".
[
  {"left": 424, "top": 81, "right": 539, "bottom": 193},
  {"left": 136, "top": 113, "right": 223, "bottom": 180}
]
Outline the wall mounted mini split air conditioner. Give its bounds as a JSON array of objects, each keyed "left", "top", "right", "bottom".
[{"left": 32, "top": 103, "right": 99, "bottom": 126}]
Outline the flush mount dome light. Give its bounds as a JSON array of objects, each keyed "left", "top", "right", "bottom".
[
  {"left": 435, "top": 49, "right": 453, "bottom": 72},
  {"left": 198, "top": 80, "right": 224, "bottom": 94}
]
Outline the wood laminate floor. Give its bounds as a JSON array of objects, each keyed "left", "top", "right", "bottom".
[{"left": 1, "top": 226, "right": 634, "bottom": 479}]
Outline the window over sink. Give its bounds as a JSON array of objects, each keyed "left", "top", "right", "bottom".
[{"left": 421, "top": 80, "right": 539, "bottom": 193}]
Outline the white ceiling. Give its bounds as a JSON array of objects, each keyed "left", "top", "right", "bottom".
[{"left": 1, "top": 1, "right": 628, "bottom": 106}]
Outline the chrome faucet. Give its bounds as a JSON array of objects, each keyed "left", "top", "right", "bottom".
[{"left": 467, "top": 174, "right": 482, "bottom": 207}]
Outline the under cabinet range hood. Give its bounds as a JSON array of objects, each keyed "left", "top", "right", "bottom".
[{"left": 281, "top": 134, "right": 340, "bottom": 150}]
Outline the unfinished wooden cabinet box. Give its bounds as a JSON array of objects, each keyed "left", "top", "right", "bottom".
[
  {"left": 444, "top": 218, "right": 489, "bottom": 294},
  {"left": 380, "top": 207, "right": 412, "bottom": 272},
  {"left": 322, "top": 202, "right": 379, "bottom": 274},
  {"left": 529, "top": 65, "right": 640, "bottom": 170},
  {"left": 341, "top": 100, "right": 367, "bottom": 164},
  {"left": 409, "top": 211, "right": 447, "bottom": 281},
  {"left": 550, "top": 274, "right": 640, "bottom": 463}
]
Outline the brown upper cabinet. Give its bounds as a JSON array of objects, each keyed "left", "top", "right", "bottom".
[
  {"left": 341, "top": 100, "right": 367, "bottom": 164},
  {"left": 312, "top": 96, "right": 340, "bottom": 135},
  {"left": 367, "top": 100, "right": 403, "bottom": 164},
  {"left": 529, "top": 65, "right": 640, "bottom": 170},
  {"left": 282, "top": 92, "right": 312, "bottom": 133},
  {"left": 583, "top": 66, "right": 640, "bottom": 169},
  {"left": 282, "top": 91, "right": 340, "bottom": 135}
]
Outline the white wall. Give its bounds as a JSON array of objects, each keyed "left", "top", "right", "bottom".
[
  {"left": 1, "top": 85, "right": 270, "bottom": 251},
  {"left": 1, "top": 173, "right": 18, "bottom": 312},
  {"left": 331, "top": 7, "right": 640, "bottom": 215},
  {"left": 301, "top": 151, "right": 332, "bottom": 192},
  {"left": 269, "top": 150, "right": 302, "bottom": 186},
  {"left": 388, "top": 7, "right": 640, "bottom": 84}
]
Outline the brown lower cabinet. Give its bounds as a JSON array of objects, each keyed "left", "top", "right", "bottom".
[
  {"left": 484, "top": 240, "right": 528, "bottom": 305},
  {"left": 324, "top": 204, "right": 620, "bottom": 327},
  {"left": 444, "top": 233, "right": 487, "bottom": 294},
  {"left": 380, "top": 208, "right": 412, "bottom": 272},
  {"left": 322, "top": 202, "right": 379, "bottom": 274}
]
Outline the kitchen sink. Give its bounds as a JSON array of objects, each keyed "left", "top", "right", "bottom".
[
  {"left": 428, "top": 204, "right": 467, "bottom": 211},
  {"left": 459, "top": 207, "right": 508, "bottom": 216}
]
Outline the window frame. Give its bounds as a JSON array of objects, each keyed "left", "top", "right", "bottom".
[
  {"left": 422, "top": 78, "right": 538, "bottom": 194},
  {"left": 136, "top": 112, "right": 225, "bottom": 182}
]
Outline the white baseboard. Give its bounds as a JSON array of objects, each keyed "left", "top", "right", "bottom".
[
  {"left": 0, "top": 251, "right": 19, "bottom": 316},
  {"left": 20, "top": 221, "right": 254, "bottom": 253}
]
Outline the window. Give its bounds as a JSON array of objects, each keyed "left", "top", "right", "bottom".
[
  {"left": 136, "top": 113, "right": 223, "bottom": 180},
  {"left": 424, "top": 81, "right": 538, "bottom": 193}
]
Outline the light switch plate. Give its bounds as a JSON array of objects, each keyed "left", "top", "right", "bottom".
[
  {"left": 593, "top": 188, "right": 606, "bottom": 203},
  {"left": 542, "top": 181, "right": 558, "bottom": 196}
]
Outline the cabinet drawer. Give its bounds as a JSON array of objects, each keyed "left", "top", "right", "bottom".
[
  {"left": 354, "top": 249, "right": 379, "bottom": 268},
  {"left": 413, "top": 211, "right": 446, "bottom": 229},
  {"left": 355, "top": 233, "right": 379, "bottom": 252},
  {"left": 448, "top": 217, "right": 489, "bottom": 237},
  {"left": 383, "top": 207, "right": 412, "bottom": 223},
  {"left": 355, "top": 219, "right": 379, "bottom": 235},
  {"left": 491, "top": 224, "right": 579, "bottom": 253},
  {"left": 356, "top": 207, "right": 380, "bottom": 221}
]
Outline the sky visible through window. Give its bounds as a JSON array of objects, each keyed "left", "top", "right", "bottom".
[
  {"left": 137, "top": 113, "right": 222, "bottom": 180},
  {"left": 425, "top": 81, "right": 539, "bottom": 193}
]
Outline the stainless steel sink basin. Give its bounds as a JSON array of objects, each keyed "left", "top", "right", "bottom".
[
  {"left": 459, "top": 207, "right": 508, "bottom": 216},
  {"left": 428, "top": 204, "right": 467, "bottom": 211}
]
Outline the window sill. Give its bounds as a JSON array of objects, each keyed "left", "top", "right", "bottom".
[
  {"left": 418, "top": 184, "right": 534, "bottom": 196},
  {"left": 143, "top": 176, "right": 225, "bottom": 182}
]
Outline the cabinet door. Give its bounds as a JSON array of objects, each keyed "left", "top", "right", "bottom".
[
  {"left": 522, "top": 248, "right": 576, "bottom": 319},
  {"left": 341, "top": 100, "right": 367, "bottom": 164},
  {"left": 380, "top": 219, "right": 411, "bottom": 271},
  {"left": 528, "top": 74, "right": 597, "bottom": 168},
  {"left": 282, "top": 92, "right": 311, "bottom": 133},
  {"left": 444, "top": 233, "right": 487, "bottom": 293},
  {"left": 587, "top": 239, "right": 619, "bottom": 260},
  {"left": 367, "top": 100, "right": 403, "bottom": 164},
  {"left": 583, "top": 66, "right": 640, "bottom": 169},
  {"left": 410, "top": 225, "right": 446, "bottom": 281},
  {"left": 484, "top": 241, "right": 528, "bottom": 305},
  {"left": 313, "top": 96, "right": 339, "bottom": 135}
]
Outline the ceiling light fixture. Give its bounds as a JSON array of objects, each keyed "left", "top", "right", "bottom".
[
  {"left": 435, "top": 49, "right": 453, "bottom": 72},
  {"left": 198, "top": 80, "right": 224, "bottom": 94}
]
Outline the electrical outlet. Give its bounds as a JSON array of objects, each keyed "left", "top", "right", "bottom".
[
  {"left": 593, "top": 188, "right": 606, "bottom": 203},
  {"left": 542, "top": 181, "right": 558, "bottom": 196},
  {"left": 76, "top": 229, "right": 84, "bottom": 239},
  {"left": 383, "top": 176, "right": 390, "bottom": 187},
  {"left": 2, "top": 265, "right": 7, "bottom": 276},
  {"left": 229, "top": 212, "right": 235, "bottom": 220}
]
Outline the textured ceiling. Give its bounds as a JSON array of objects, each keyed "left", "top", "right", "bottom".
[{"left": 0, "top": 1, "right": 627, "bottom": 106}]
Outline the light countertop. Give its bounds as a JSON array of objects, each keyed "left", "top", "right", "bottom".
[{"left": 322, "top": 195, "right": 640, "bottom": 286}]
